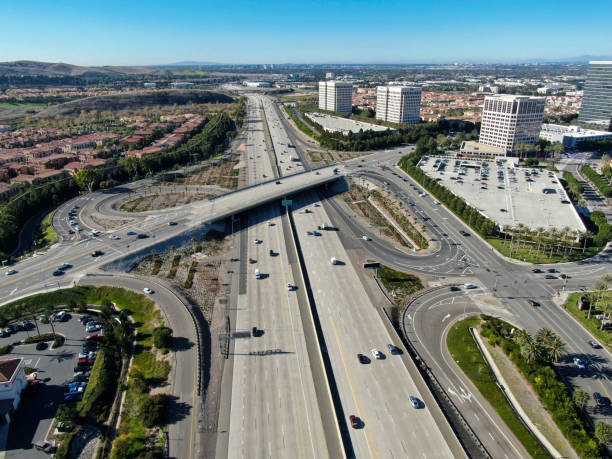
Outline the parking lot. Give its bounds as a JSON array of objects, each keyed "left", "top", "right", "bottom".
[
  {"left": 0, "top": 314, "right": 91, "bottom": 457},
  {"left": 418, "top": 156, "right": 586, "bottom": 233}
]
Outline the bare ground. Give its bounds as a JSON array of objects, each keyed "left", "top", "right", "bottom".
[{"left": 119, "top": 191, "right": 211, "bottom": 212}]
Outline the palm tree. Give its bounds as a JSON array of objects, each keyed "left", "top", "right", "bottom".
[
  {"left": 589, "top": 275, "right": 612, "bottom": 320},
  {"left": 513, "top": 329, "right": 531, "bottom": 347},
  {"left": 521, "top": 338, "right": 540, "bottom": 364}
]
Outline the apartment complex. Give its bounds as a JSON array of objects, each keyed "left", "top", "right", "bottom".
[
  {"left": 578, "top": 61, "right": 612, "bottom": 126},
  {"left": 318, "top": 81, "right": 353, "bottom": 113},
  {"left": 375, "top": 86, "right": 422, "bottom": 124},
  {"left": 479, "top": 95, "right": 545, "bottom": 154}
]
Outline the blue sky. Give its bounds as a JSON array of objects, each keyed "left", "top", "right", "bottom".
[{"left": 2, "top": 0, "right": 611, "bottom": 65}]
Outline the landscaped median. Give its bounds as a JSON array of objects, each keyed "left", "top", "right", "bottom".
[
  {"left": 1, "top": 285, "right": 172, "bottom": 458},
  {"left": 563, "top": 290, "right": 612, "bottom": 349},
  {"left": 449, "top": 315, "right": 604, "bottom": 458}
]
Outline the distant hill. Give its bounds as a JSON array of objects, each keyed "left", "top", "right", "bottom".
[{"left": 0, "top": 60, "right": 163, "bottom": 76}]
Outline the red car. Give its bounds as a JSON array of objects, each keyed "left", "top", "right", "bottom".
[
  {"left": 77, "top": 358, "right": 94, "bottom": 366},
  {"left": 86, "top": 334, "right": 101, "bottom": 341},
  {"left": 349, "top": 415, "right": 359, "bottom": 429},
  {"left": 68, "top": 229, "right": 74, "bottom": 234}
]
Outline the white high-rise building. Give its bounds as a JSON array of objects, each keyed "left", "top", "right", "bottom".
[
  {"left": 479, "top": 95, "right": 545, "bottom": 153},
  {"left": 376, "top": 86, "right": 421, "bottom": 124},
  {"left": 318, "top": 81, "right": 353, "bottom": 113}
]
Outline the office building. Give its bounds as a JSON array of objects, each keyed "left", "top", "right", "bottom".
[
  {"left": 539, "top": 124, "right": 612, "bottom": 149},
  {"left": 318, "top": 81, "right": 353, "bottom": 113},
  {"left": 579, "top": 61, "right": 612, "bottom": 126},
  {"left": 478, "top": 95, "right": 546, "bottom": 154},
  {"left": 375, "top": 86, "right": 421, "bottom": 124}
]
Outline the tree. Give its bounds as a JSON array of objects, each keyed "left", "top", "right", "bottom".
[
  {"left": 140, "top": 394, "right": 168, "bottom": 428},
  {"left": 573, "top": 389, "right": 590, "bottom": 411},
  {"left": 75, "top": 168, "right": 102, "bottom": 193},
  {"left": 595, "top": 422, "right": 612, "bottom": 445},
  {"left": 152, "top": 326, "right": 173, "bottom": 349}
]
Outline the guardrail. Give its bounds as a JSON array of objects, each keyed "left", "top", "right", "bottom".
[{"left": 397, "top": 285, "right": 492, "bottom": 459}]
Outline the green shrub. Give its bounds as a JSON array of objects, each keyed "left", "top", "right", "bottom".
[
  {"left": 0, "top": 345, "right": 12, "bottom": 355},
  {"left": 77, "top": 346, "right": 122, "bottom": 422},
  {"left": 110, "top": 433, "right": 146, "bottom": 459},
  {"left": 140, "top": 394, "right": 168, "bottom": 428},
  {"left": 581, "top": 165, "right": 612, "bottom": 197},
  {"left": 152, "top": 327, "right": 172, "bottom": 350},
  {"left": 23, "top": 333, "right": 55, "bottom": 344},
  {"left": 54, "top": 430, "right": 77, "bottom": 459}
]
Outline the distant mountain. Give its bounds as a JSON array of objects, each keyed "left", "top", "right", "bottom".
[
  {"left": 0, "top": 60, "right": 162, "bottom": 76},
  {"left": 159, "top": 61, "right": 223, "bottom": 67}
]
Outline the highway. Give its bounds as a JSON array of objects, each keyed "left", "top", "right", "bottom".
[{"left": 259, "top": 94, "right": 463, "bottom": 458}]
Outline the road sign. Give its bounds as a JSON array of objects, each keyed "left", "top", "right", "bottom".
[{"left": 282, "top": 200, "right": 292, "bottom": 206}]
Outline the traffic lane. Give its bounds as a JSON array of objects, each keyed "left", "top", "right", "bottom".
[
  {"left": 407, "top": 289, "right": 530, "bottom": 459},
  {"left": 78, "top": 274, "right": 197, "bottom": 459},
  {"left": 294, "top": 194, "right": 455, "bottom": 458}
]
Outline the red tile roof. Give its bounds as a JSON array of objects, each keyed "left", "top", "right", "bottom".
[{"left": 0, "top": 359, "right": 21, "bottom": 383}]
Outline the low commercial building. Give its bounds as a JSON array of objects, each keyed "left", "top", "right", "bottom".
[
  {"left": 375, "top": 86, "right": 421, "bottom": 124},
  {"left": 243, "top": 81, "right": 272, "bottom": 87},
  {"left": 539, "top": 124, "right": 612, "bottom": 149},
  {"left": 170, "top": 82, "right": 194, "bottom": 88},
  {"left": 305, "top": 112, "right": 392, "bottom": 134},
  {"left": 0, "top": 358, "right": 27, "bottom": 424},
  {"left": 460, "top": 140, "right": 507, "bottom": 158}
]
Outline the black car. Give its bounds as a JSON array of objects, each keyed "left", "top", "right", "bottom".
[
  {"left": 137, "top": 234, "right": 148, "bottom": 239},
  {"left": 460, "top": 230, "right": 470, "bottom": 236},
  {"left": 79, "top": 315, "right": 93, "bottom": 324},
  {"left": 357, "top": 354, "right": 368, "bottom": 364},
  {"left": 527, "top": 299, "right": 540, "bottom": 307},
  {"left": 52, "top": 270, "right": 64, "bottom": 276},
  {"left": 588, "top": 340, "right": 602, "bottom": 349},
  {"left": 547, "top": 268, "right": 557, "bottom": 273},
  {"left": 58, "top": 263, "right": 72, "bottom": 271},
  {"left": 91, "top": 250, "right": 103, "bottom": 257},
  {"left": 68, "top": 374, "right": 89, "bottom": 383},
  {"left": 36, "top": 342, "right": 47, "bottom": 350},
  {"left": 532, "top": 268, "right": 543, "bottom": 273},
  {"left": 545, "top": 274, "right": 557, "bottom": 279},
  {"left": 74, "top": 365, "right": 90, "bottom": 373},
  {"left": 594, "top": 392, "right": 610, "bottom": 408},
  {"left": 275, "top": 181, "right": 281, "bottom": 184}
]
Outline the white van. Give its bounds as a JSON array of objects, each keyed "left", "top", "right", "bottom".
[{"left": 255, "top": 269, "right": 261, "bottom": 279}]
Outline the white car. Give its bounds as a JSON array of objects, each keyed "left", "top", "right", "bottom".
[
  {"left": 371, "top": 348, "right": 382, "bottom": 359},
  {"left": 463, "top": 283, "right": 478, "bottom": 289},
  {"left": 109, "top": 235, "right": 120, "bottom": 240},
  {"left": 287, "top": 283, "right": 295, "bottom": 291},
  {"left": 362, "top": 236, "right": 370, "bottom": 241},
  {"left": 86, "top": 324, "right": 102, "bottom": 333},
  {"left": 254, "top": 239, "right": 262, "bottom": 244},
  {"left": 143, "top": 288, "right": 154, "bottom": 294}
]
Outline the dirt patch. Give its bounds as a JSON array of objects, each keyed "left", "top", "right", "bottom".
[
  {"left": 306, "top": 148, "right": 372, "bottom": 168},
  {"left": 88, "top": 215, "right": 138, "bottom": 231},
  {"left": 120, "top": 191, "right": 211, "bottom": 212},
  {"left": 161, "top": 159, "right": 240, "bottom": 190},
  {"left": 483, "top": 338, "right": 579, "bottom": 459}
]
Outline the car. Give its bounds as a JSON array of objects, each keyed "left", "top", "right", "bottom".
[
  {"left": 5, "top": 269, "right": 17, "bottom": 276},
  {"left": 357, "top": 353, "right": 369, "bottom": 364},
  {"left": 86, "top": 324, "right": 102, "bottom": 333},
  {"left": 2, "top": 327, "right": 12, "bottom": 335},
  {"left": 269, "top": 249, "right": 275, "bottom": 256},
  {"left": 35, "top": 342, "right": 47, "bottom": 351},
  {"left": 387, "top": 344, "right": 400, "bottom": 354},
  {"left": 77, "top": 358, "right": 94, "bottom": 366},
  {"left": 252, "top": 326, "right": 258, "bottom": 337},
  {"left": 52, "top": 270, "right": 64, "bottom": 276},
  {"left": 532, "top": 268, "right": 543, "bottom": 273},
  {"left": 137, "top": 233, "right": 148, "bottom": 239},
  {"left": 547, "top": 268, "right": 557, "bottom": 273},
  {"left": 588, "top": 340, "right": 602, "bottom": 349},
  {"left": 63, "top": 392, "right": 83, "bottom": 402},
  {"left": 527, "top": 299, "right": 540, "bottom": 307},
  {"left": 349, "top": 415, "right": 359, "bottom": 429},
  {"left": 85, "top": 333, "right": 101, "bottom": 341},
  {"left": 79, "top": 315, "right": 93, "bottom": 324},
  {"left": 143, "top": 287, "right": 154, "bottom": 294},
  {"left": 559, "top": 274, "right": 569, "bottom": 279},
  {"left": 287, "top": 283, "right": 295, "bottom": 291},
  {"left": 460, "top": 230, "right": 470, "bottom": 236},
  {"left": 68, "top": 374, "right": 89, "bottom": 384},
  {"left": 594, "top": 392, "right": 611, "bottom": 407},
  {"left": 56, "top": 311, "right": 68, "bottom": 322},
  {"left": 110, "top": 235, "right": 120, "bottom": 240},
  {"left": 91, "top": 250, "right": 103, "bottom": 257},
  {"left": 463, "top": 283, "right": 477, "bottom": 289},
  {"left": 254, "top": 239, "right": 262, "bottom": 244},
  {"left": 127, "top": 231, "right": 137, "bottom": 235},
  {"left": 58, "top": 263, "right": 72, "bottom": 271},
  {"left": 362, "top": 236, "right": 370, "bottom": 241},
  {"left": 371, "top": 348, "right": 382, "bottom": 359},
  {"left": 56, "top": 421, "right": 72, "bottom": 433},
  {"left": 67, "top": 382, "right": 87, "bottom": 391},
  {"left": 449, "top": 286, "right": 460, "bottom": 291},
  {"left": 39, "top": 314, "right": 49, "bottom": 323},
  {"left": 409, "top": 396, "right": 419, "bottom": 408},
  {"left": 275, "top": 181, "right": 281, "bottom": 184},
  {"left": 573, "top": 357, "right": 586, "bottom": 369},
  {"left": 545, "top": 274, "right": 557, "bottom": 279},
  {"left": 68, "top": 229, "right": 74, "bottom": 234},
  {"left": 168, "top": 221, "right": 177, "bottom": 226}
]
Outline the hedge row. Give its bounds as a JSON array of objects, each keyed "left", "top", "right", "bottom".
[
  {"left": 481, "top": 316, "right": 602, "bottom": 458},
  {"left": 581, "top": 165, "right": 612, "bottom": 197},
  {"left": 283, "top": 105, "right": 319, "bottom": 140}
]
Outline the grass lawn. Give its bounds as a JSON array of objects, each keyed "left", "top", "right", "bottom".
[
  {"left": 36, "top": 211, "right": 59, "bottom": 247},
  {"left": 377, "top": 265, "right": 423, "bottom": 303},
  {"left": 564, "top": 291, "right": 612, "bottom": 349},
  {"left": 486, "top": 237, "right": 600, "bottom": 264},
  {"left": 447, "top": 317, "right": 549, "bottom": 458}
]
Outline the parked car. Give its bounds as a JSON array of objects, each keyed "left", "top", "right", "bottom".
[
  {"left": 79, "top": 315, "right": 93, "bottom": 325},
  {"left": 35, "top": 342, "right": 47, "bottom": 351},
  {"left": 349, "top": 415, "right": 359, "bottom": 429},
  {"left": 357, "top": 354, "right": 368, "bottom": 364},
  {"left": 74, "top": 365, "right": 90, "bottom": 373},
  {"left": 86, "top": 324, "right": 102, "bottom": 333},
  {"left": 63, "top": 392, "right": 83, "bottom": 402},
  {"left": 86, "top": 333, "right": 101, "bottom": 341},
  {"left": 371, "top": 348, "right": 382, "bottom": 359},
  {"left": 409, "top": 396, "right": 419, "bottom": 408},
  {"left": 387, "top": 344, "right": 400, "bottom": 354}
]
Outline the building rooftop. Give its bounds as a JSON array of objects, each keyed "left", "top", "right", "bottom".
[
  {"left": 0, "top": 359, "right": 21, "bottom": 383},
  {"left": 305, "top": 112, "right": 391, "bottom": 135}
]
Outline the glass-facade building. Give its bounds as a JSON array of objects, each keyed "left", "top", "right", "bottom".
[{"left": 578, "top": 61, "right": 612, "bottom": 127}]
